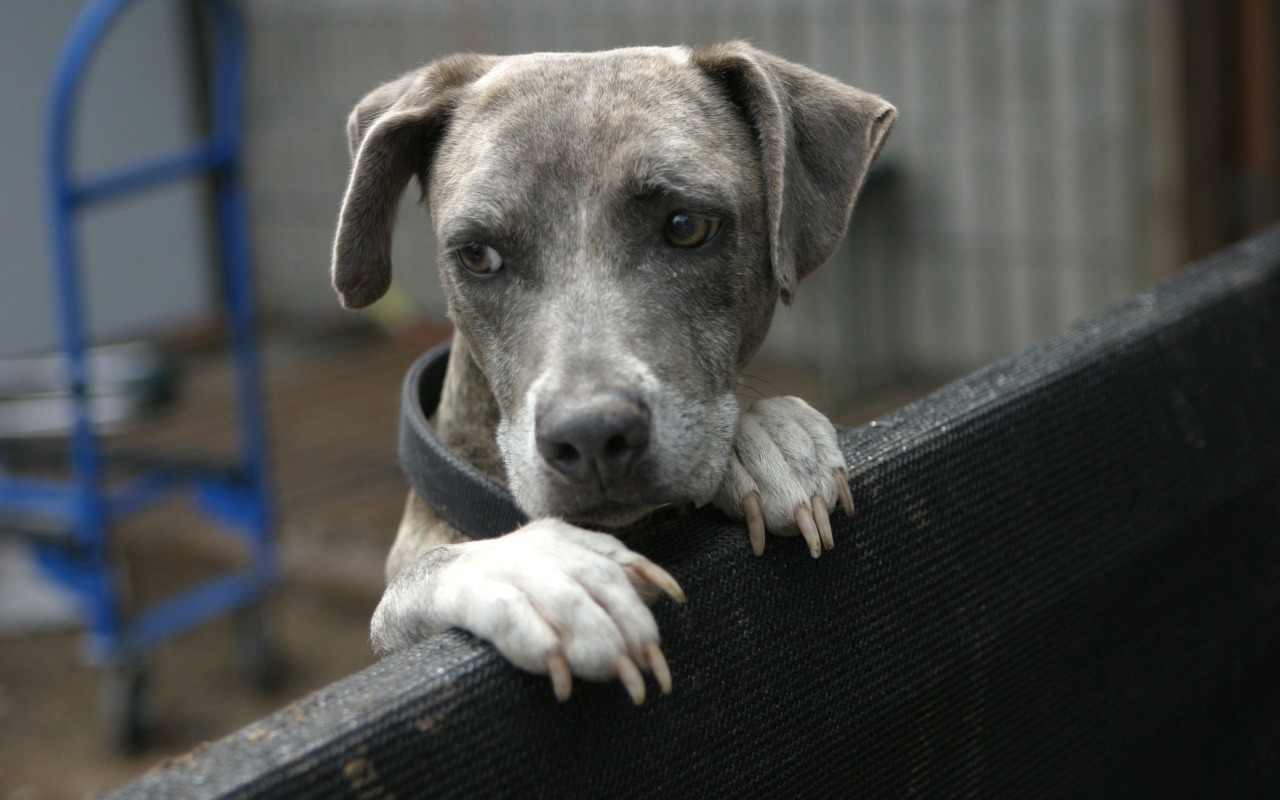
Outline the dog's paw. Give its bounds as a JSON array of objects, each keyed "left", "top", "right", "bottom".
[
  {"left": 713, "top": 396, "right": 854, "bottom": 558},
  {"left": 434, "top": 520, "right": 684, "bottom": 704}
]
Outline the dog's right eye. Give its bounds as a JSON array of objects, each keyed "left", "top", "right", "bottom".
[
  {"left": 455, "top": 243, "right": 504, "bottom": 276},
  {"left": 664, "top": 212, "right": 721, "bottom": 249}
]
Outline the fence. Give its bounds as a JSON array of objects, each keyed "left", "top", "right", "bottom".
[{"left": 106, "top": 223, "right": 1280, "bottom": 797}]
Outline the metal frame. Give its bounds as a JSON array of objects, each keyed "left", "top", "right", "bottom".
[{"left": 0, "top": 0, "right": 275, "bottom": 693}]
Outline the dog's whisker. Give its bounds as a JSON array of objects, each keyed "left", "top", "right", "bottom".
[{"left": 738, "top": 372, "right": 786, "bottom": 396}]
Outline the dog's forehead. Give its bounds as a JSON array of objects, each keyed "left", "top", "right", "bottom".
[
  {"left": 434, "top": 47, "right": 748, "bottom": 217},
  {"left": 464, "top": 46, "right": 730, "bottom": 146},
  {"left": 473, "top": 45, "right": 693, "bottom": 93}
]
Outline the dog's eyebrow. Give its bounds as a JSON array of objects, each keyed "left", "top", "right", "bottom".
[
  {"left": 630, "top": 162, "right": 731, "bottom": 210},
  {"left": 438, "top": 206, "right": 508, "bottom": 246}
]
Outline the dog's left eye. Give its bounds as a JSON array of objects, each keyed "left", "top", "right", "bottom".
[
  {"left": 664, "top": 212, "right": 721, "bottom": 249},
  {"left": 455, "top": 243, "right": 504, "bottom": 275}
]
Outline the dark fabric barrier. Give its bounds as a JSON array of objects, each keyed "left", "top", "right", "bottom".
[{"left": 108, "top": 226, "right": 1280, "bottom": 799}]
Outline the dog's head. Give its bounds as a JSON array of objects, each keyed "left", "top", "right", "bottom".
[{"left": 333, "top": 43, "right": 893, "bottom": 525}]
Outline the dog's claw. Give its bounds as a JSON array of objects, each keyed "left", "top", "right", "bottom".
[
  {"left": 634, "top": 560, "right": 686, "bottom": 604},
  {"left": 795, "top": 503, "right": 821, "bottom": 558},
  {"left": 547, "top": 650, "right": 572, "bottom": 702},
  {"left": 713, "top": 397, "right": 847, "bottom": 558},
  {"left": 645, "top": 642, "right": 672, "bottom": 695},
  {"left": 835, "top": 467, "right": 855, "bottom": 518},
  {"left": 617, "top": 655, "right": 646, "bottom": 705},
  {"left": 744, "top": 490, "right": 766, "bottom": 556},
  {"left": 813, "top": 495, "right": 834, "bottom": 550}
]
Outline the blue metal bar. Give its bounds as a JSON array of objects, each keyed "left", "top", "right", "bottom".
[
  {"left": 0, "top": 477, "right": 81, "bottom": 521},
  {"left": 204, "top": 0, "right": 278, "bottom": 573},
  {"left": 44, "top": 0, "right": 134, "bottom": 649},
  {"left": 103, "top": 469, "right": 180, "bottom": 520},
  {"left": 70, "top": 140, "right": 234, "bottom": 207},
  {"left": 125, "top": 571, "right": 270, "bottom": 656},
  {"left": 26, "top": 0, "right": 277, "bottom": 666},
  {"left": 0, "top": 472, "right": 245, "bottom": 536}
]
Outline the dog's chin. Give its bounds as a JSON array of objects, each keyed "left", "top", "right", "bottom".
[
  {"left": 516, "top": 481, "right": 696, "bottom": 530},
  {"left": 564, "top": 502, "right": 667, "bottom": 530},
  {"left": 525, "top": 491, "right": 680, "bottom": 528}
]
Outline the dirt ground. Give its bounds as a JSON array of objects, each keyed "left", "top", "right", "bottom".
[{"left": 0, "top": 323, "right": 929, "bottom": 800}]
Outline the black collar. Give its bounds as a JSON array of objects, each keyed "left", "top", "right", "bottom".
[{"left": 399, "top": 343, "right": 529, "bottom": 539}]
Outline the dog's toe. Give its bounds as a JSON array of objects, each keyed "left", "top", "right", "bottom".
[
  {"left": 714, "top": 396, "right": 851, "bottom": 556},
  {"left": 432, "top": 520, "right": 677, "bottom": 703}
]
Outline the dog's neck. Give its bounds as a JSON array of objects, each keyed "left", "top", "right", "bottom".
[{"left": 434, "top": 331, "right": 507, "bottom": 485}]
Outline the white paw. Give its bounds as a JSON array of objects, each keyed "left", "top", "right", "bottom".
[
  {"left": 435, "top": 520, "right": 684, "bottom": 704},
  {"left": 713, "top": 396, "right": 854, "bottom": 557}
]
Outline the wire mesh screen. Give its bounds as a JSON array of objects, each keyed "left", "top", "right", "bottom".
[{"left": 105, "top": 225, "right": 1280, "bottom": 798}]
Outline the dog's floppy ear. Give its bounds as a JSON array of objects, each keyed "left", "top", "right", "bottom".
[
  {"left": 691, "top": 42, "right": 895, "bottom": 303},
  {"left": 332, "top": 55, "right": 498, "bottom": 309}
]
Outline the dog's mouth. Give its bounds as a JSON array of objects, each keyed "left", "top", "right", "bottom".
[
  {"left": 548, "top": 481, "right": 692, "bottom": 529},
  {"left": 530, "top": 445, "right": 716, "bottom": 527},
  {"left": 562, "top": 500, "right": 671, "bottom": 529}
]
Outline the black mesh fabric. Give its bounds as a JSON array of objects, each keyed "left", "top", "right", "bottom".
[{"left": 108, "top": 226, "right": 1280, "bottom": 799}]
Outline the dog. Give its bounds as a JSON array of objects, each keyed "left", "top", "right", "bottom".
[{"left": 331, "top": 42, "right": 894, "bottom": 705}]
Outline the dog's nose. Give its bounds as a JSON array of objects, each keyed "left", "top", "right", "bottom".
[{"left": 535, "top": 393, "right": 650, "bottom": 485}]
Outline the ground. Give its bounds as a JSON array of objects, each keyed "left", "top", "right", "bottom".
[{"left": 0, "top": 322, "right": 926, "bottom": 800}]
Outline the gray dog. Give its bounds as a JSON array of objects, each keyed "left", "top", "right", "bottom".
[{"left": 331, "top": 42, "right": 894, "bottom": 704}]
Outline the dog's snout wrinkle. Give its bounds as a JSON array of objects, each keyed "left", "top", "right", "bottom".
[{"left": 536, "top": 393, "right": 651, "bottom": 486}]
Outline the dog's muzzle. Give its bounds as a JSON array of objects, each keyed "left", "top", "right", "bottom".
[{"left": 400, "top": 343, "right": 672, "bottom": 538}]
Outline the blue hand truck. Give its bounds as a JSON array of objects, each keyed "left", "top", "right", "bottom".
[{"left": 0, "top": 0, "right": 278, "bottom": 752}]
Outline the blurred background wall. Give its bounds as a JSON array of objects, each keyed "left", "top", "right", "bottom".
[
  {"left": 2, "top": 0, "right": 1278, "bottom": 398},
  {"left": 238, "top": 0, "right": 1280, "bottom": 396}
]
